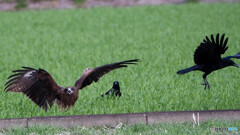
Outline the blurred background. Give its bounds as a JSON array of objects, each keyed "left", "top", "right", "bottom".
[{"left": 0, "top": 0, "right": 239, "bottom": 11}]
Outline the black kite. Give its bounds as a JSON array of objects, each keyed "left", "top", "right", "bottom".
[{"left": 5, "top": 59, "right": 139, "bottom": 111}]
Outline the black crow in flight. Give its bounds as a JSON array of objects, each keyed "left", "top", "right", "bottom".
[{"left": 177, "top": 33, "right": 240, "bottom": 90}]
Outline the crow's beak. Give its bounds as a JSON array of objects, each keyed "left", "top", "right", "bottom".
[{"left": 233, "top": 63, "right": 239, "bottom": 68}]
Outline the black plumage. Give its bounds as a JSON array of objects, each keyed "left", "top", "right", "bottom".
[
  {"left": 101, "top": 81, "right": 121, "bottom": 98},
  {"left": 177, "top": 33, "right": 240, "bottom": 90}
]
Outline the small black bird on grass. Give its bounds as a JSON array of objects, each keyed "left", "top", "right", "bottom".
[
  {"left": 101, "top": 81, "right": 121, "bottom": 97},
  {"left": 177, "top": 33, "right": 240, "bottom": 90}
]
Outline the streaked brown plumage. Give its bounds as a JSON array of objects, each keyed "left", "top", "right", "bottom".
[{"left": 4, "top": 59, "right": 139, "bottom": 111}]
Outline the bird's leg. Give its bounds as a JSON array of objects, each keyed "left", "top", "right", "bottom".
[
  {"left": 203, "top": 78, "right": 210, "bottom": 90},
  {"left": 202, "top": 74, "right": 210, "bottom": 90}
]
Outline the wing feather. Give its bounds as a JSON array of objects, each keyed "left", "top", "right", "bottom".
[
  {"left": 194, "top": 33, "right": 228, "bottom": 65},
  {"left": 74, "top": 59, "right": 139, "bottom": 90},
  {"left": 223, "top": 38, "right": 228, "bottom": 52},
  {"left": 7, "top": 73, "right": 22, "bottom": 79},
  {"left": 4, "top": 67, "right": 60, "bottom": 111},
  {"left": 216, "top": 34, "right": 219, "bottom": 46}
]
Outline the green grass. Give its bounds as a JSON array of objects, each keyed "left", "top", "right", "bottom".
[
  {"left": 0, "top": 3, "right": 240, "bottom": 119},
  {"left": 1, "top": 120, "right": 239, "bottom": 135}
]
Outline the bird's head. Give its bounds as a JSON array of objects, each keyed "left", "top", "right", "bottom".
[
  {"left": 64, "top": 86, "right": 74, "bottom": 95},
  {"left": 112, "top": 81, "right": 120, "bottom": 89}
]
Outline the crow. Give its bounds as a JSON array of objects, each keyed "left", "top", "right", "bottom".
[
  {"left": 101, "top": 81, "right": 121, "bottom": 98},
  {"left": 177, "top": 33, "right": 240, "bottom": 90}
]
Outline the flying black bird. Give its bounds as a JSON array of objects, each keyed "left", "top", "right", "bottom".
[
  {"left": 101, "top": 81, "right": 121, "bottom": 98},
  {"left": 4, "top": 59, "right": 139, "bottom": 111},
  {"left": 177, "top": 33, "right": 240, "bottom": 90}
]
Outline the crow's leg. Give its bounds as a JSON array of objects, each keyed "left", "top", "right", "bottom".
[
  {"left": 201, "top": 74, "right": 210, "bottom": 90},
  {"left": 203, "top": 78, "right": 210, "bottom": 90}
]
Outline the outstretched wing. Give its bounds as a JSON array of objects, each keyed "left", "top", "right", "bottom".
[
  {"left": 4, "top": 67, "right": 60, "bottom": 111},
  {"left": 223, "top": 52, "right": 240, "bottom": 60},
  {"left": 74, "top": 59, "right": 139, "bottom": 90},
  {"left": 194, "top": 33, "right": 229, "bottom": 65}
]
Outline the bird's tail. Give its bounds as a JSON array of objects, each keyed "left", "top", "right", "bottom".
[{"left": 177, "top": 65, "right": 198, "bottom": 75}]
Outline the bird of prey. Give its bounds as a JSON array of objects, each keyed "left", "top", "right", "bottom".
[
  {"left": 101, "top": 81, "right": 121, "bottom": 98},
  {"left": 177, "top": 33, "right": 240, "bottom": 90},
  {"left": 4, "top": 59, "right": 139, "bottom": 111}
]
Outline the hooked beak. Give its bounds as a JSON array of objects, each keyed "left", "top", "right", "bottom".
[
  {"left": 233, "top": 63, "right": 239, "bottom": 68},
  {"left": 67, "top": 90, "right": 72, "bottom": 94}
]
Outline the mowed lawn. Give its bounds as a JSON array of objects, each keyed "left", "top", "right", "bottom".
[{"left": 0, "top": 3, "right": 240, "bottom": 119}]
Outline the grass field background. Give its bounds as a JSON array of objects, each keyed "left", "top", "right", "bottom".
[{"left": 0, "top": 3, "right": 240, "bottom": 119}]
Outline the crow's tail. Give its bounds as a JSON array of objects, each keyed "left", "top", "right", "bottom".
[{"left": 177, "top": 65, "right": 198, "bottom": 75}]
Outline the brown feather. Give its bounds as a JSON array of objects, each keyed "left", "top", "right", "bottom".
[
  {"left": 74, "top": 59, "right": 139, "bottom": 90},
  {"left": 4, "top": 67, "right": 61, "bottom": 111}
]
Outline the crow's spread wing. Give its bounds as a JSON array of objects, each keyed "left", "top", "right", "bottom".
[
  {"left": 194, "top": 33, "right": 229, "bottom": 65},
  {"left": 5, "top": 67, "right": 60, "bottom": 111},
  {"left": 224, "top": 52, "right": 240, "bottom": 60},
  {"left": 101, "top": 88, "right": 113, "bottom": 98},
  {"left": 74, "top": 59, "right": 139, "bottom": 91}
]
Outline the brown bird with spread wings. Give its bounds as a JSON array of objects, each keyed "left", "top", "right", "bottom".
[{"left": 4, "top": 59, "right": 139, "bottom": 111}]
